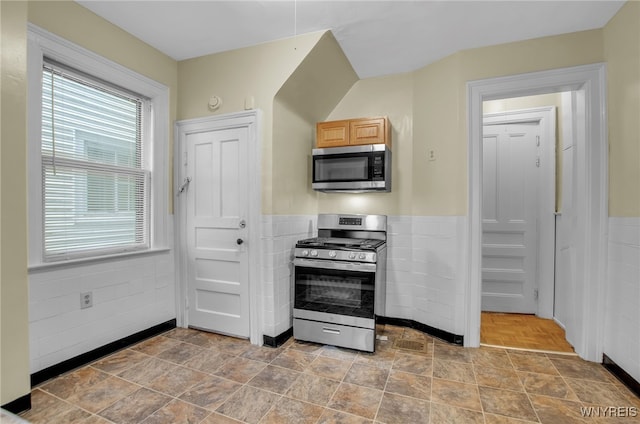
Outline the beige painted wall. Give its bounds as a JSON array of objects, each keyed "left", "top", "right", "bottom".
[
  {"left": 412, "top": 53, "right": 464, "bottom": 216},
  {"left": 320, "top": 73, "right": 414, "bottom": 215},
  {"left": 29, "top": 1, "right": 178, "bottom": 92},
  {"left": 272, "top": 98, "right": 318, "bottom": 213},
  {"left": 177, "top": 32, "right": 322, "bottom": 120},
  {"left": 483, "top": 93, "right": 564, "bottom": 210},
  {"left": 411, "top": 29, "right": 605, "bottom": 216},
  {"left": 604, "top": 1, "right": 640, "bottom": 217},
  {"left": 272, "top": 32, "right": 358, "bottom": 214},
  {"left": 459, "top": 29, "right": 604, "bottom": 83},
  {"left": 1, "top": 1, "right": 30, "bottom": 406}
]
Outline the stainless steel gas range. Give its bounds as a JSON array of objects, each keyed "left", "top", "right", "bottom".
[{"left": 293, "top": 214, "right": 387, "bottom": 352}]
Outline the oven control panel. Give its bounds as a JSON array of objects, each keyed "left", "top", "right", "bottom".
[
  {"left": 318, "top": 214, "right": 386, "bottom": 232},
  {"left": 296, "top": 248, "right": 376, "bottom": 263},
  {"left": 339, "top": 217, "right": 362, "bottom": 226}
]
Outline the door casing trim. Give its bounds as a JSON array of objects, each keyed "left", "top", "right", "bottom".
[
  {"left": 466, "top": 63, "right": 608, "bottom": 362},
  {"left": 174, "top": 110, "right": 262, "bottom": 346}
]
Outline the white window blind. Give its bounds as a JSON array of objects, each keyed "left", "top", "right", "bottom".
[{"left": 41, "top": 60, "right": 150, "bottom": 261}]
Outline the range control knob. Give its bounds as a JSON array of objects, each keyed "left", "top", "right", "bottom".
[
  {"left": 359, "top": 253, "right": 367, "bottom": 260},
  {"left": 310, "top": 250, "right": 318, "bottom": 257},
  {"left": 301, "top": 250, "right": 309, "bottom": 256},
  {"left": 349, "top": 252, "right": 357, "bottom": 260},
  {"left": 328, "top": 250, "right": 337, "bottom": 258}
]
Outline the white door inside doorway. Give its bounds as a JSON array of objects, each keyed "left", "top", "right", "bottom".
[
  {"left": 481, "top": 107, "right": 556, "bottom": 315},
  {"left": 175, "top": 111, "right": 261, "bottom": 342},
  {"left": 482, "top": 121, "right": 539, "bottom": 313}
]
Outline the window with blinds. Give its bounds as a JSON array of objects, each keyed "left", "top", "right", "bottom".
[{"left": 41, "top": 60, "right": 150, "bottom": 261}]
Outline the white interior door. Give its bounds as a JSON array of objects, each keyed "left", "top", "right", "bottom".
[
  {"left": 554, "top": 91, "right": 581, "bottom": 347},
  {"left": 554, "top": 145, "right": 575, "bottom": 335},
  {"left": 184, "top": 126, "right": 250, "bottom": 338},
  {"left": 482, "top": 121, "right": 540, "bottom": 313}
]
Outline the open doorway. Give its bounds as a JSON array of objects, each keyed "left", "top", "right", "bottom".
[
  {"left": 479, "top": 95, "right": 572, "bottom": 352},
  {"left": 465, "top": 63, "right": 608, "bottom": 363}
]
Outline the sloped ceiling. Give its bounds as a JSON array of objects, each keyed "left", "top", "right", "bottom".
[
  {"left": 77, "top": 1, "right": 625, "bottom": 79},
  {"left": 275, "top": 31, "right": 359, "bottom": 123}
]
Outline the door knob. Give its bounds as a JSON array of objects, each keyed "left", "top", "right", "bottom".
[{"left": 236, "top": 238, "right": 244, "bottom": 245}]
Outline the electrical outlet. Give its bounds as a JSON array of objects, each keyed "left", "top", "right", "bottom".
[
  {"left": 428, "top": 149, "right": 436, "bottom": 161},
  {"left": 80, "top": 292, "right": 93, "bottom": 309}
]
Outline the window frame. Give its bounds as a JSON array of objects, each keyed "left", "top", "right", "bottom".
[{"left": 27, "top": 24, "right": 169, "bottom": 267}]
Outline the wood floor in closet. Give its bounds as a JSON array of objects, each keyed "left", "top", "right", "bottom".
[{"left": 481, "top": 312, "right": 575, "bottom": 353}]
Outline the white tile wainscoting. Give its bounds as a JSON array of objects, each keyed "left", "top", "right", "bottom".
[
  {"left": 28, "top": 236, "right": 176, "bottom": 373},
  {"left": 386, "top": 216, "right": 467, "bottom": 336},
  {"left": 260, "top": 215, "right": 317, "bottom": 338},
  {"left": 260, "top": 215, "right": 467, "bottom": 341},
  {"left": 604, "top": 217, "right": 640, "bottom": 384},
  {"left": 27, "top": 213, "right": 640, "bottom": 393}
]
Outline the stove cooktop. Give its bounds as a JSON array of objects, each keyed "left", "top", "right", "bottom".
[{"left": 296, "top": 237, "right": 385, "bottom": 251}]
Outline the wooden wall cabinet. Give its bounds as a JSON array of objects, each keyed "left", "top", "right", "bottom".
[
  {"left": 316, "top": 119, "right": 350, "bottom": 148},
  {"left": 316, "top": 117, "right": 391, "bottom": 148}
]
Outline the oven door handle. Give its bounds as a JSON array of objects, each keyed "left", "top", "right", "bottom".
[{"left": 293, "top": 258, "right": 376, "bottom": 273}]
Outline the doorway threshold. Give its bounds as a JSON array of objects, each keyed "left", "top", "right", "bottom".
[{"left": 480, "top": 343, "right": 578, "bottom": 357}]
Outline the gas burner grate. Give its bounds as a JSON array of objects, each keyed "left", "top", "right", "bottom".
[{"left": 393, "top": 339, "right": 428, "bottom": 352}]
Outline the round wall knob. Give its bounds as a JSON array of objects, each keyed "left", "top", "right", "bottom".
[
  {"left": 208, "top": 95, "right": 222, "bottom": 111},
  {"left": 236, "top": 238, "right": 244, "bottom": 245}
]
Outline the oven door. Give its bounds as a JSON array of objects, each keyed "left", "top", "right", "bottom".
[{"left": 293, "top": 258, "right": 376, "bottom": 321}]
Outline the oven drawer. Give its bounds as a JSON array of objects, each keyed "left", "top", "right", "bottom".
[
  {"left": 293, "top": 308, "right": 374, "bottom": 329},
  {"left": 293, "top": 318, "right": 375, "bottom": 352}
]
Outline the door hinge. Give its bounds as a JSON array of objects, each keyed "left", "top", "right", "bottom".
[
  {"left": 534, "top": 289, "right": 539, "bottom": 301},
  {"left": 536, "top": 135, "right": 540, "bottom": 147},
  {"left": 536, "top": 157, "right": 540, "bottom": 167}
]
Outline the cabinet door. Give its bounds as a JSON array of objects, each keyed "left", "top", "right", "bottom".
[
  {"left": 350, "top": 117, "right": 387, "bottom": 146},
  {"left": 316, "top": 120, "right": 349, "bottom": 148}
]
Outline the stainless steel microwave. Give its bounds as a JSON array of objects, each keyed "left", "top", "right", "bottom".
[{"left": 312, "top": 144, "right": 391, "bottom": 192}]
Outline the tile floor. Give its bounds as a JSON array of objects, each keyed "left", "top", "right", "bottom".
[{"left": 21, "top": 325, "right": 640, "bottom": 424}]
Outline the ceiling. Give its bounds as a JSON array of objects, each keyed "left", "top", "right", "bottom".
[{"left": 76, "top": 0, "right": 625, "bottom": 79}]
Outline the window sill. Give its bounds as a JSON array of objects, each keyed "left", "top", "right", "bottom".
[{"left": 28, "top": 247, "right": 171, "bottom": 273}]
